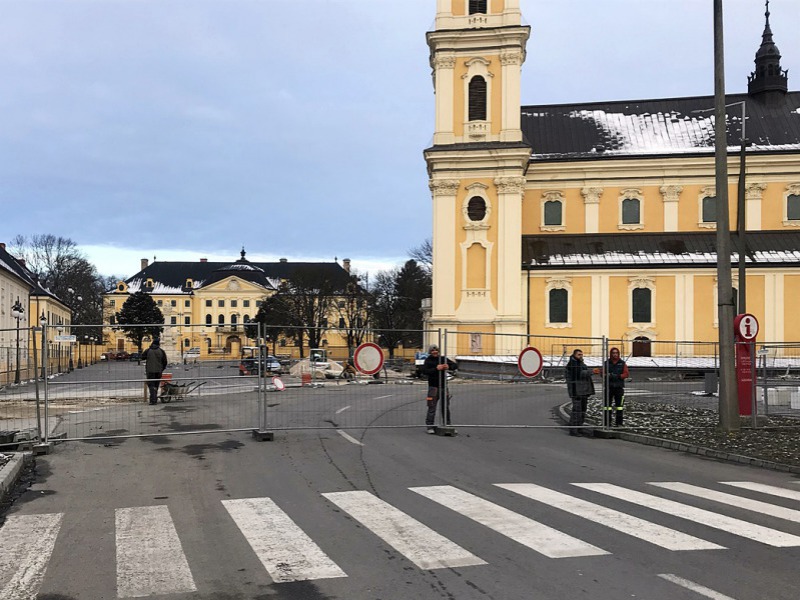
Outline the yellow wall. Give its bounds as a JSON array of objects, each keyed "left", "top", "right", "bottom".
[
  {"left": 608, "top": 277, "right": 628, "bottom": 337},
  {"left": 761, "top": 183, "right": 786, "bottom": 229},
  {"left": 466, "top": 243, "right": 487, "bottom": 288},
  {"left": 571, "top": 277, "right": 592, "bottom": 334},
  {"left": 785, "top": 275, "right": 800, "bottom": 341},
  {"left": 693, "top": 276, "right": 716, "bottom": 341},
  {"left": 655, "top": 276, "right": 675, "bottom": 340},
  {"left": 453, "top": 324, "right": 496, "bottom": 355},
  {"left": 597, "top": 187, "right": 664, "bottom": 232},
  {"left": 678, "top": 184, "right": 737, "bottom": 231}
]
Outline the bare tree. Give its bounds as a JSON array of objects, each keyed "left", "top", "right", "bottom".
[{"left": 408, "top": 238, "right": 432, "bottom": 276}]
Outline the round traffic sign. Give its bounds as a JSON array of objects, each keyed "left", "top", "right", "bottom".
[
  {"left": 353, "top": 342, "right": 384, "bottom": 375},
  {"left": 518, "top": 346, "right": 544, "bottom": 378},
  {"left": 272, "top": 376, "right": 285, "bottom": 391},
  {"left": 734, "top": 313, "right": 759, "bottom": 341}
]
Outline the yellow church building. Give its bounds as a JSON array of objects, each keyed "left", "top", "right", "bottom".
[{"left": 425, "top": 0, "right": 800, "bottom": 356}]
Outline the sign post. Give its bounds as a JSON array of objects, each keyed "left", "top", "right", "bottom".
[
  {"left": 353, "top": 342, "right": 384, "bottom": 376},
  {"left": 517, "top": 347, "right": 544, "bottom": 378},
  {"left": 733, "top": 313, "right": 759, "bottom": 416}
]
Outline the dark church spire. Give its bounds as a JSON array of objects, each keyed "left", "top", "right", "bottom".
[{"left": 748, "top": 0, "right": 788, "bottom": 99}]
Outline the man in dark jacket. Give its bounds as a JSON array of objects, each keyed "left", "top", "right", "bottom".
[
  {"left": 142, "top": 338, "right": 168, "bottom": 405},
  {"left": 422, "top": 344, "right": 457, "bottom": 433},
  {"left": 603, "top": 347, "right": 629, "bottom": 426},
  {"left": 565, "top": 348, "right": 594, "bottom": 436}
]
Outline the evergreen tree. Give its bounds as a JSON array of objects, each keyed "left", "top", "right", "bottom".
[{"left": 115, "top": 292, "right": 164, "bottom": 355}]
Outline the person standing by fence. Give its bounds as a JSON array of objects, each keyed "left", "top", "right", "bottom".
[
  {"left": 142, "top": 338, "right": 168, "bottom": 405},
  {"left": 565, "top": 348, "right": 594, "bottom": 436},
  {"left": 422, "top": 344, "right": 457, "bottom": 434},
  {"left": 603, "top": 347, "right": 629, "bottom": 426}
]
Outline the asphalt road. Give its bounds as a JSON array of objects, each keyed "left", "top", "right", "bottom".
[{"left": 1, "top": 379, "right": 798, "bottom": 600}]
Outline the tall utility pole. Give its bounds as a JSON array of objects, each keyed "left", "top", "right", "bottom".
[{"left": 714, "top": 0, "right": 739, "bottom": 432}]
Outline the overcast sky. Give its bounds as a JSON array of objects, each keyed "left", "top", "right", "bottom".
[{"left": 1, "top": 0, "right": 798, "bottom": 279}]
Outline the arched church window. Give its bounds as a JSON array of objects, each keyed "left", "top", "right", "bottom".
[
  {"left": 468, "top": 76, "right": 487, "bottom": 121},
  {"left": 543, "top": 200, "right": 562, "bottom": 226},
  {"left": 467, "top": 196, "right": 487, "bottom": 221},
  {"left": 621, "top": 198, "right": 641, "bottom": 224},
  {"left": 632, "top": 288, "right": 652, "bottom": 323},
  {"left": 469, "top": 0, "right": 487, "bottom": 15}
]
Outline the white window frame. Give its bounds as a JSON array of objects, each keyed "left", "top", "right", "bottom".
[
  {"left": 783, "top": 183, "right": 800, "bottom": 226},
  {"left": 540, "top": 191, "right": 565, "bottom": 231},
  {"left": 545, "top": 277, "right": 572, "bottom": 328},
  {"left": 618, "top": 188, "right": 644, "bottom": 230},
  {"left": 628, "top": 276, "right": 656, "bottom": 328},
  {"left": 698, "top": 186, "right": 717, "bottom": 229},
  {"left": 461, "top": 57, "right": 493, "bottom": 141}
]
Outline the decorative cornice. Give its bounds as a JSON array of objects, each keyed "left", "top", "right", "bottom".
[
  {"left": 429, "top": 179, "right": 460, "bottom": 197},
  {"left": 628, "top": 275, "right": 655, "bottom": 288},
  {"left": 542, "top": 190, "right": 565, "bottom": 202},
  {"left": 660, "top": 185, "right": 683, "bottom": 203},
  {"left": 545, "top": 277, "right": 571, "bottom": 289},
  {"left": 700, "top": 185, "right": 716, "bottom": 198},
  {"left": 494, "top": 177, "right": 526, "bottom": 195},
  {"left": 786, "top": 183, "right": 800, "bottom": 196},
  {"left": 581, "top": 187, "right": 603, "bottom": 204}
]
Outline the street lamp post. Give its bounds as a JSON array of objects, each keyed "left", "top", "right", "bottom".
[
  {"left": 56, "top": 327, "right": 63, "bottom": 373},
  {"left": 83, "top": 335, "right": 89, "bottom": 367},
  {"left": 11, "top": 298, "right": 25, "bottom": 384}
]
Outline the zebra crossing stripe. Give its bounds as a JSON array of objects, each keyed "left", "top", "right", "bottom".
[
  {"left": 575, "top": 483, "right": 800, "bottom": 547},
  {"left": 650, "top": 482, "right": 800, "bottom": 524},
  {"left": 0, "top": 513, "right": 63, "bottom": 600},
  {"left": 658, "top": 574, "right": 738, "bottom": 600},
  {"left": 410, "top": 485, "right": 608, "bottom": 558},
  {"left": 496, "top": 483, "right": 724, "bottom": 551},
  {"left": 116, "top": 506, "right": 197, "bottom": 598},
  {"left": 222, "top": 497, "right": 347, "bottom": 582},
  {"left": 721, "top": 481, "right": 800, "bottom": 502},
  {"left": 322, "top": 491, "right": 486, "bottom": 569}
]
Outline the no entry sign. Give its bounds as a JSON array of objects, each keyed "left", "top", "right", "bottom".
[
  {"left": 518, "top": 347, "right": 544, "bottom": 378},
  {"left": 353, "top": 342, "right": 384, "bottom": 375}
]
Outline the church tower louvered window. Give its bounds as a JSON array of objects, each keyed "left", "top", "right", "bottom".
[
  {"left": 469, "top": 0, "right": 487, "bottom": 15},
  {"left": 468, "top": 76, "right": 487, "bottom": 121}
]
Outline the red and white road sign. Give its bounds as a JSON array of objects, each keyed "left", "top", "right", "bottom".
[
  {"left": 353, "top": 342, "right": 384, "bottom": 375},
  {"left": 272, "top": 377, "right": 285, "bottom": 391},
  {"left": 518, "top": 346, "right": 544, "bottom": 378}
]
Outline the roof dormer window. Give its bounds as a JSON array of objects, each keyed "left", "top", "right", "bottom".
[
  {"left": 146, "top": 278, "right": 154, "bottom": 290},
  {"left": 185, "top": 278, "right": 193, "bottom": 289}
]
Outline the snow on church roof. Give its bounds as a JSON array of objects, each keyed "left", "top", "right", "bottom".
[{"left": 521, "top": 92, "right": 800, "bottom": 160}]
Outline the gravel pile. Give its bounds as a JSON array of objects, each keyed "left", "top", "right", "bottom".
[{"left": 585, "top": 398, "right": 800, "bottom": 468}]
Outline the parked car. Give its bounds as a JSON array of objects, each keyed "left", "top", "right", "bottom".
[
  {"left": 239, "top": 355, "right": 282, "bottom": 376},
  {"left": 183, "top": 347, "right": 201, "bottom": 362},
  {"left": 100, "top": 352, "right": 115, "bottom": 361},
  {"left": 114, "top": 351, "right": 130, "bottom": 361},
  {"left": 128, "top": 352, "right": 142, "bottom": 361}
]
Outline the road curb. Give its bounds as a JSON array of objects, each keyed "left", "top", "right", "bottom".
[
  {"left": 0, "top": 453, "right": 31, "bottom": 500},
  {"left": 556, "top": 402, "right": 800, "bottom": 475}
]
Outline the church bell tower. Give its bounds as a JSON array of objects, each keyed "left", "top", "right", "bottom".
[{"left": 424, "top": 0, "right": 531, "bottom": 352}]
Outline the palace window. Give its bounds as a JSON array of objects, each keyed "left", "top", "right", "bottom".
[
  {"left": 205, "top": 300, "right": 212, "bottom": 307},
  {"left": 157, "top": 300, "right": 163, "bottom": 306},
  {"left": 218, "top": 300, "right": 225, "bottom": 307},
  {"left": 184, "top": 300, "right": 190, "bottom": 307},
  {"left": 218, "top": 314, "right": 225, "bottom": 325},
  {"left": 184, "top": 339, "right": 190, "bottom": 347},
  {"left": 206, "top": 314, "right": 212, "bottom": 325},
  {"left": 632, "top": 288, "right": 652, "bottom": 323},
  {"left": 467, "top": 197, "right": 487, "bottom": 221},
  {"left": 170, "top": 316, "right": 177, "bottom": 325},
  {"left": 469, "top": 0, "right": 487, "bottom": 14},
  {"left": 231, "top": 300, "right": 238, "bottom": 308},
  {"left": 243, "top": 300, "right": 250, "bottom": 308},
  {"left": 171, "top": 300, "right": 176, "bottom": 307},
  {"left": 184, "top": 316, "right": 190, "bottom": 325},
  {"left": 468, "top": 76, "right": 487, "bottom": 121}
]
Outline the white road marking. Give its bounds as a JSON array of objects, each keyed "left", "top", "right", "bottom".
[
  {"left": 576, "top": 483, "right": 800, "bottom": 547},
  {"left": 496, "top": 483, "right": 723, "bottom": 551},
  {"left": 335, "top": 406, "right": 351, "bottom": 414},
  {"left": 721, "top": 481, "right": 800, "bottom": 502},
  {"left": 0, "top": 513, "right": 63, "bottom": 600},
  {"left": 223, "top": 497, "right": 346, "bottom": 582},
  {"left": 322, "top": 490, "right": 485, "bottom": 569},
  {"left": 373, "top": 395, "right": 393, "bottom": 400},
  {"left": 658, "top": 574, "right": 738, "bottom": 600},
  {"left": 650, "top": 482, "right": 800, "bottom": 523},
  {"left": 410, "top": 485, "right": 607, "bottom": 558},
  {"left": 116, "top": 505, "right": 196, "bottom": 598},
  {"left": 336, "top": 430, "right": 363, "bottom": 446}
]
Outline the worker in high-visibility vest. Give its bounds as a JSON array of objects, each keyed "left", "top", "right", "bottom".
[{"left": 603, "top": 347, "right": 629, "bottom": 427}]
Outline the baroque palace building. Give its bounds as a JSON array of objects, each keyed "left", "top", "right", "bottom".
[
  {"left": 103, "top": 251, "right": 358, "bottom": 360},
  {"left": 425, "top": 0, "right": 800, "bottom": 356}
]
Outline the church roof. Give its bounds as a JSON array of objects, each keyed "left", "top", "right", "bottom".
[
  {"left": 520, "top": 92, "right": 800, "bottom": 160},
  {"left": 119, "top": 259, "right": 352, "bottom": 295},
  {"left": 522, "top": 230, "right": 800, "bottom": 269}
]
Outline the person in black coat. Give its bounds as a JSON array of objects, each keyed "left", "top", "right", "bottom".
[
  {"left": 421, "top": 344, "right": 457, "bottom": 433},
  {"left": 565, "top": 348, "right": 595, "bottom": 436},
  {"left": 142, "top": 338, "right": 168, "bottom": 405}
]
